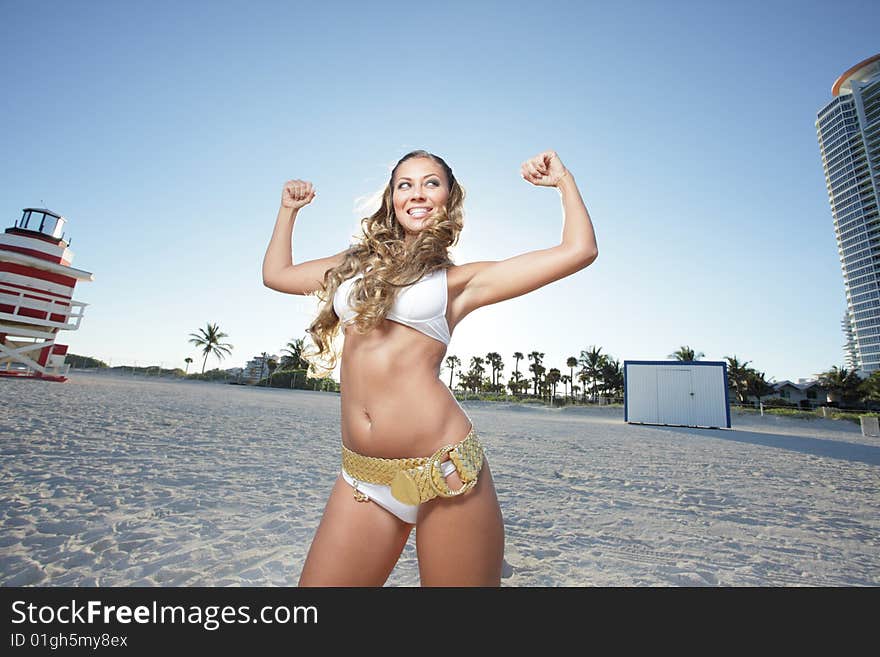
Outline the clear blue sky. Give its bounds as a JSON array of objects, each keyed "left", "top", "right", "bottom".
[{"left": 2, "top": 0, "right": 878, "bottom": 384}]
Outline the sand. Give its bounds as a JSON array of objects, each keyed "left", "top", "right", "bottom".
[{"left": 1, "top": 371, "right": 878, "bottom": 586}]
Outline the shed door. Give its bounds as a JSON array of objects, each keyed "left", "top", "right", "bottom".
[
  {"left": 657, "top": 367, "right": 695, "bottom": 426},
  {"left": 690, "top": 365, "right": 728, "bottom": 427}
]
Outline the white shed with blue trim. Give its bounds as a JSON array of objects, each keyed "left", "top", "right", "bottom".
[{"left": 624, "top": 360, "right": 730, "bottom": 429}]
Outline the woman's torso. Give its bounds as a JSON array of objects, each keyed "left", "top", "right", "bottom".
[{"left": 336, "top": 264, "right": 472, "bottom": 458}]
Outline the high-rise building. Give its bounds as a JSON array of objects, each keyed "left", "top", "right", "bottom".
[{"left": 816, "top": 54, "right": 880, "bottom": 377}]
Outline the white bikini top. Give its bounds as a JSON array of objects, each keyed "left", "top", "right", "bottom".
[{"left": 333, "top": 267, "right": 451, "bottom": 345}]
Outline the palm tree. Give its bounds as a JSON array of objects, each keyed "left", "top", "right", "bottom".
[
  {"left": 528, "top": 351, "right": 545, "bottom": 396},
  {"left": 467, "top": 356, "right": 486, "bottom": 394},
  {"left": 745, "top": 369, "right": 777, "bottom": 407},
  {"left": 561, "top": 374, "right": 571, "bottom": 401},
  {"left": 495, "top": 359, "right": 505, "bottom": 393},
  {"left": 578, "top": 346, "right": 608, "bottom": 403},
  {"left": 507, "top": 371, "right": 525, "bottom": 396},
  {"left": 184, "top": 357, "right": 193, "bottom": 375},
  {"left": 724, "top": 355, "right": 753, "bottom": 404},
  {"left": 444, "top": 355, "right": 461, "bottom": 390},
  {"left": 818, "top": 366, "right": 864, "bottom": 408},
  {"left": 669, "top": 345, "right": 705, "bottom": 361},
  {"left": 547, "top": 368, "right": 561, "bottom": 404},
  {"left": 266, "top": 356, "right": 278, "bottom": 386},
  {"left": 577, "top": 370, "right": 589, "bottom": 402},
  {"left": 600, "top": 358, "right": 623, "bottom": 402},
  {"left": 538, "top": 378, "right": 550, "bottom": 402},
  {"left": 485, "top": 352, "right": 504, "bottom": 392},
  {"left": 566, "top": 356, "right": 578, "bottom": 402},
  {"left": 513, "top": 352, "right": 524, "bottom": 386},
  {"left": 258, "top": 351, "right": 270, "bottom": 385},
  {"left": 280, "top": 337, "right": 308, "bottom": 370},
  {"left": 188, "top": 323, "right": 233, "bottom": 374},
  {"left": 858, "top": 371, "right": 880, "bottom": 407}
]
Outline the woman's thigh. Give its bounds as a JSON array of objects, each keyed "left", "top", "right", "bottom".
[
  {"left": 415, "top": 460, "right": 504, "bottom": 586},
  {"left": 298, "top": 475, "right": 414, "bottom": 586}
]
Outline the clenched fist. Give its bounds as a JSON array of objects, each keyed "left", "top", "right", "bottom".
[
  {"left": 521, "top": 151, "right": 570, "bottom": 187},
  {"left": 281, "top": 179, "right": 316, "bottom": 210}
]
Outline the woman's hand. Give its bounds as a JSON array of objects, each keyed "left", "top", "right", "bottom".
[
  {"left": 520, "top": 151, "right": 570, "bottom": 187},
  {"left": 281, "top": 179, "right": 316, "bottom": 210}
]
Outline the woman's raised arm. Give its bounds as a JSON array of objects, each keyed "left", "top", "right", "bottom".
[
  {"left": 456, "top": 151, "right": 598, "bottom": 315},
  {"left": 262, "top": 179, "right": 349, "bottom": 296}
]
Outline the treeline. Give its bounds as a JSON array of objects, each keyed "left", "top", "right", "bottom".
[
  {"left": 444, "top": 345, "right": 623, "bottom": 405},
  {"left": 64, "top": 354, "right": 108, "bottom": 369}
]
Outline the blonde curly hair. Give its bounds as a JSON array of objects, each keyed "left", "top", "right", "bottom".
[{"left": 302, "top": 150, "right": 466, "bottom": 377}]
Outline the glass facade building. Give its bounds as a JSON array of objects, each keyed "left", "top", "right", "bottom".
[{"left": 816, "top": 54, "right": 880, "bottom": 376}]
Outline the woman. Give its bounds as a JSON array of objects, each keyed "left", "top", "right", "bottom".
[{"left": 262, "top": 149, "right": 597, "bottom": 586}]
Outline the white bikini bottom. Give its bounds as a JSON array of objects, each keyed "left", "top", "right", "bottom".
[{"left": 341, "top": 459, "right": 458, "bottom": 525}]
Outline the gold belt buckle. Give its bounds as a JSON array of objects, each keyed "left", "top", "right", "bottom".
[
  {"left": 390, "top": 443, "right": 479, "bottom": 505},
  {"left": 428, "top": 444, "right": 477, "bottom": 499},
  {"left": 390, "top": 469, "right": 422, "bottom": 506}
]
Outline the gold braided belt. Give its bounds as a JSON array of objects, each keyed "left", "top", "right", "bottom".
[{"left": 341, "top": 428, "right": 485, "bottom": 506}]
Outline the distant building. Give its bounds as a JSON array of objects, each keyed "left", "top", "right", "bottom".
[
  {"left": 776, "top": 380, "right": 824, "bottom": 408},
  {"left": 242, "top": 354, "right": 277, "bottom": 384},
  {"left": 744, "top": 379, "right": 827, "bottom": 409},
  {"left": 816, "top": 54, "right": 880, "bottom": 377}
]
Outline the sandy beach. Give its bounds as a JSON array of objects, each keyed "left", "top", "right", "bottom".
[{"left": 1, "top": 371, "right": 878, "bottom": 587}]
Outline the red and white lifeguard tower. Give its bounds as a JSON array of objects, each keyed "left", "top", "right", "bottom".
[{"left": 0, "top": 208, "right": 94, "bottom": 382}]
